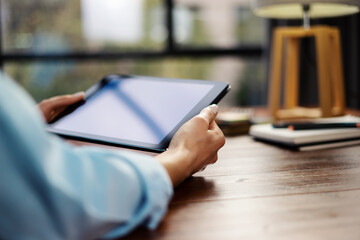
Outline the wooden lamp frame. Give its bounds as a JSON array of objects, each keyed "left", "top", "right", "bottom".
[{"left": 268, "top": 25, "right": 345, "bottom": 120}]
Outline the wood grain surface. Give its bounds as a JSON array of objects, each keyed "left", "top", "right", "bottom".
[{"left": 120, "top": 136, "right": 360, "bottom": 240}]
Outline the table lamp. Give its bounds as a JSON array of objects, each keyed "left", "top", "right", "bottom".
[{"left": 252, "top": 0, "right": 360, "bottom": 120}]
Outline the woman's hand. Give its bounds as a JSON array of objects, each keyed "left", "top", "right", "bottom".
[
  {"left": 155, "top": 105, "right": 225, "bottom": 187},
  {"left": 38, "top": 92, "right": 85, "bottom": 123}
]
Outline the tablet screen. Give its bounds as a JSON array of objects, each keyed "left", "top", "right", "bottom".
[{"left": 51, "top": 77, "right": 214, "bottom": 145}]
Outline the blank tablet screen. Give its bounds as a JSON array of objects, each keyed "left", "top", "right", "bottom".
[{"left": 51, "top": 77, "right": 214, "bottom": 145}]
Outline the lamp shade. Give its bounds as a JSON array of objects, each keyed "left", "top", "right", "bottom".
[{"left": 252, "top": 0, "right": 360, "bottom": 19}]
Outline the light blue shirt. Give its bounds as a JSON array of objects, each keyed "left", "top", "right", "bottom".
[{"left": 0, "top": 73, "right": 173, "bottom": 239}]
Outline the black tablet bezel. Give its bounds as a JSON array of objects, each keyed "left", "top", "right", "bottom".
[{"left": 48, "top": 74, "right": 230, "bottom": 152}]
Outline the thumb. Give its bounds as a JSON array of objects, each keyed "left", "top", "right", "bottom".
[{"left": 198, "top": 104, "right": 218, "bottom": 124}]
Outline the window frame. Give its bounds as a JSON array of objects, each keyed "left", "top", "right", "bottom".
[{"left": 0, "top": 0, "right": 264, "bottom": 68}]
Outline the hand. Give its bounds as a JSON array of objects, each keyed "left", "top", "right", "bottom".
[
  {"left": 38, "top": 92, "right": 85, "bottom": 123},
  {"left": 155, "top": 105, "right": 225, "bottom": 187}
]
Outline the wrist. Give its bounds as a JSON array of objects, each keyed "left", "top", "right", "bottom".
[{"left": 155, "top": 146, "right": 193, "bottom": 187}]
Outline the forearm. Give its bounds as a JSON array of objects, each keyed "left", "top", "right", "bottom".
[
  {"left": 44, "top": 140, "right": 174, "bottom": 239},
  {"left": 2, "top": 136, "right": 174, "bottom": 239}
]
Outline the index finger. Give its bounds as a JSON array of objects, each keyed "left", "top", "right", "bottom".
[{"left": 46, "top": 92, "right": 84, "bottom": 109}]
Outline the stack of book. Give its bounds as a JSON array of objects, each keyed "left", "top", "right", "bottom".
[{"left": 249, "top": 115, "right": 360, "bottom": 151}]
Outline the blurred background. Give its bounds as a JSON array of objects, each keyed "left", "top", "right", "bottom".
[{"left": 0, "top": 0, "right": 359, "bottom": 109}]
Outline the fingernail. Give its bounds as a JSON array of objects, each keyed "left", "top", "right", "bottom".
[
  {"left": 208, "top": 104, "right": 218, "bottom": 115},
  {"left": 73, "top": 91, "right": 84, "bottom": 98}
]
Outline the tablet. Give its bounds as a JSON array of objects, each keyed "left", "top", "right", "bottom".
[{"left": 48, "top": 74, "right": 230, "bottom": 152}]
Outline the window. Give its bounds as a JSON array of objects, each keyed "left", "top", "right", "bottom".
[{"left": 0, "top": 0, "right": 266, "bottom": 106}]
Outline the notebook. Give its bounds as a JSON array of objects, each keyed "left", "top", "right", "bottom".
[{"left": 249, "top": 115, "right": 360, "bottom": 151}]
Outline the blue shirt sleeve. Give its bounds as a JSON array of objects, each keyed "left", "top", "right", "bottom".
[{"left": 0, "top": 72, "right": 173, "bottom": 240}]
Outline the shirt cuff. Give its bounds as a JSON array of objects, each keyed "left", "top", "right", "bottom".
[{"left": 103, "top": 151, "right": 173, "bottom": 238}]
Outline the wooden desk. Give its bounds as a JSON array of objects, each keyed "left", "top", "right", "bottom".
[
  {"left": 115, "top": 136, "right": 360, "bottom": 240},
  {"left": 69, "top": 114, "right": 360, "bottom": 240}
]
